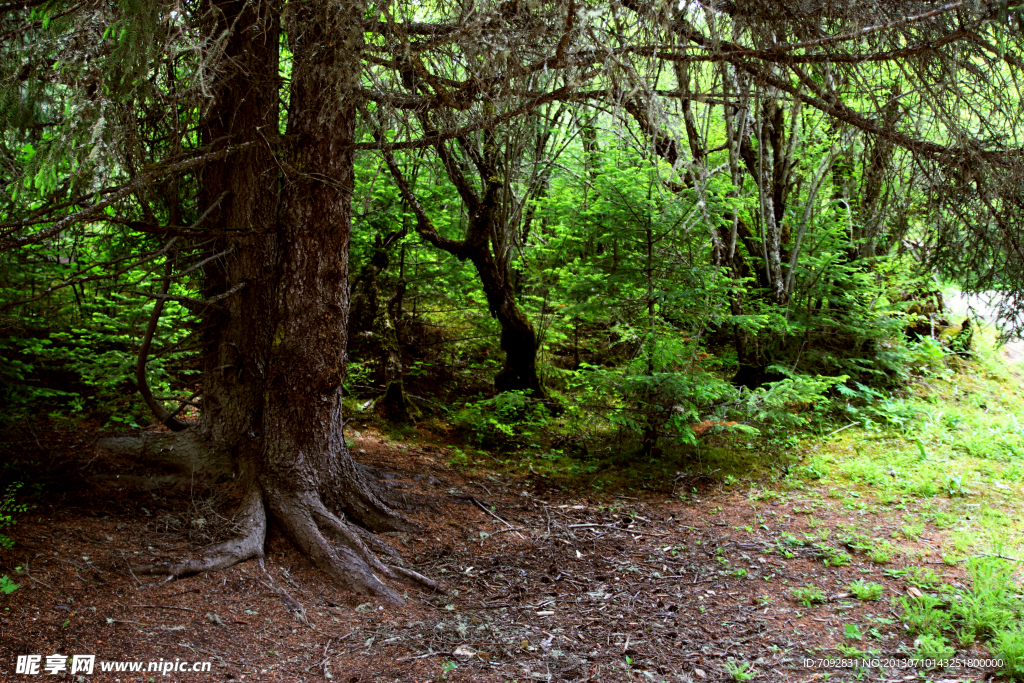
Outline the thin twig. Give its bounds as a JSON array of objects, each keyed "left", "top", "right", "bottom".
[
  {"left": 823, "top": 421, "right": 860, "bottom": 439},
  {"left": 469, "top": 496, "right": 526, "bottom": 540},
  {"left": 131, "top": 604, "right": 197, "bottom": 612}
]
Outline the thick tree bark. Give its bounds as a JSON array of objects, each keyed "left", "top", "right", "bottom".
[
  {"left": 133, "top": 0, "right": 437, "bottom": 603},
  {"left": 111, "top": 0, "right": 278, "bottom": 472},
  {"left": 195, "top": 0, "right": 281, "bottom": 462}
]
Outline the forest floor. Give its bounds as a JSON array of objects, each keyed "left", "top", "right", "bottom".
[{"left": 1, "top": 343, "right": 1023, "bottom": 683}]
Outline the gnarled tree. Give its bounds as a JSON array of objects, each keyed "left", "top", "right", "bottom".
[{"left": 0, "top": 0, "right": 610, "bottom": 599}]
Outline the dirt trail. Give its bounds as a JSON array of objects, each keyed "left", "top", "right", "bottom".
[{"left": 0, "top": 428, "right": 1002, "bottom": 682}]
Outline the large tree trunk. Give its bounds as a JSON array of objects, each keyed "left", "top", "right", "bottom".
[
  {"left": 132, "top": 0, "right": 435, "bottom": 604},
  {"left": 103, "top": 1, "right": 280, "bottom": 479},
  {"left": 259, "top": 0, "right": 401, "bottom": 597},
  {"left": 195, "top": 0, "right": 281, "bottom": 463}
]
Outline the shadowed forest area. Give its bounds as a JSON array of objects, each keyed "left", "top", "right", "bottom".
[{"left": 2, "top": 1, "right": 1024, "bottom": 681}]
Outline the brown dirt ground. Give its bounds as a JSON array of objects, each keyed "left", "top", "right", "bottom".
[{"left": 0, "top": 426, "right": 1004, "bottom": 683}]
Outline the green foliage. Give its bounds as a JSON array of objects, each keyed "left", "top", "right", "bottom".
[
  {"left": 0, "top": 482, "right": 26, "bottom": 551},
  {"left": 994, "top": 624, "right": 1024, "bottom": 681},
  {"left": 734, "top": 374, "right": 849, "bottom": 432},
  {"left": 453, "top": 391, "right": 551, "bottom": 449},
  {"left": 836, "top": 382, "right": 922, "bottom": 433},
  {"left": 848, "top": 579, "right": 884, "bottom": 601},
  {"left": 3, "top": 0, "right": 1021, "bottom": 499},
  {"left": 574, "top": 342, "right": 734, "bottom": 454},
  {"left": 438, "top": 660, "right": 458, "bottom": 679},
  {"left": 899, "top": 593, "right": 952, "bottom": 635},
  {"left": 723, "top": 660, "right": 755, "bottom": 681},
  {"left": 790, "top": 585, "right": 825, "bottom": 607},
  {"left": 1, "top": 247, "right": 198, "bottom": 426},
  {"left": 948, "top": 558, "right": 1020, "bottom": 639},
  {"left": 816, "top": 543, "right": 852, "bottom": 566},
  {"left": 884, "top": 556, "right": 1024, "bottom": 677},
  {"left": 901, "top": 566, "right": 941, "bottom": 589},
  {"left": 0, "top": 572, "right": 19, "bottom": 595},
  {"left": 912, "top": 634, "right": 955, "bottom": 665}
]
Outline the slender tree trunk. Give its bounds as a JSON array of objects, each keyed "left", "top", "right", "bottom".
[
  {"left": 469, "top": 244, "right": 545, "bottom": 396},
  {"left": 641, "top": 222, "right": 657, "bottom": 457},
  {"left": 375, "top": 128, "right": 545, "bottom": 397},
  {"left": 354, "top": 235, "right": 418, "bottom": 422},
  {"left": 858, "top": 82, "right": 902, "bottom": 259},
  {"left": 759, "top": 99, "right": 787, "bottom": 306}
]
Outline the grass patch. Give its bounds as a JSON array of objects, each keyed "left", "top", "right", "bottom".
[
  {"left": 994, "top": 624, "right": 1024, "bottom": 681},
  {"left": 899, "top": 593, "right": 952, "bottom": 635},
  {"left": 848, "top": 579, "right": 884, "bottom": 601},
  {"left": 790, "top": 585, "right": 826, "bottom": 607},
  {"left": 912, "top": 634, "right": 956, "bottom": 665}
]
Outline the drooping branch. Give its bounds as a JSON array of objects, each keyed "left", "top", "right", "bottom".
[
  {"left": 352, "top": 72, "right": 600, "bottom": 151},
  {"left": 136, "top": 257, "right": 189, "bottom": 432},
  {"left": 671, "top": 19, "right": 1022, "bottom": 162},
  {"left": 0, "top": 142, "right": 260, "bottom": 252},
  {"left": 370, "top": 119, "right": 473, "bottom": 259},
  {"left": 685, "top": 0, "right": 1007, "bottom": 59}
]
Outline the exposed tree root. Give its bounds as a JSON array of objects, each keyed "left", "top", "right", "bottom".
[
  {"left": 134, "top": 486, "right": 265, "bottom": 577},
  {"left": 386, "top": 565, "right": 440, "bottom": 592},
  {"left": 349, "top": 524, "right": 403, "bottom": 562},
  {"left": 96, "top": 430, "right": 232, "bottom": 479},
  {"left": 326, "top": 458, "right": 420, "bottom": 534},
  {"left": 352, "top": 461, "right": 434, "bottom": 512},
  {"left": 125, "top": 436, "right": 438, "bottom": 603},
  {"left": 266, "top": 486, "right": 403, "bottom": 602},
  {"left": 353, "top": 461, "right": 411, "bottom": 502},
  {"left": 312, "top": 507, "right": 441, "bottom": 593}
]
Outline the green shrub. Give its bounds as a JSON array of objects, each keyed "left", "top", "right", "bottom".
[
  {"left": 791, "top": 585, "right": 826, "bottom": 607},
  {"left": 723, "top": 661, "right": 755, "bottom": 682},
  {"left": 453, "top": 391, "right": 551, "bottom": 449},
  {"left": 949, "top": 558, "right": 1019, "bottom": 638},
  {"left": 0, "top": 574, "right": 18, "bottom": 594},
  {"left": 912, "top": 634, "right": 955, "bottom": 665},
  {"left": 816, "top": 544, "right": 852, "bottom": 566},
  {"left": 0, "top": 482, "right": 26, "bottom": 550},
  {"left": 733, "top": 374, "right": 849, "bottom": 433},
  {"left": 0, "top": 290, "right": 197, "bottom": 426},
  {"left": 848, "top": 580, "right": 884, "bottom": 601},
  {"left": 899, "top": 594, "right": 951, "bottom": 635},
  {"left": 867, "top": 541, "right": 895, "bottom": 564},
  {"left": 905, "top": 566, "right": 941, "bottom": 589},
  {"left": 994, "top": 624, "right": 1024, "bottom": 681},
  {"left": 576, "top": 337, "right": 735, "bottom": 456}
]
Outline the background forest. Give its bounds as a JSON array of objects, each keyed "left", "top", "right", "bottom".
[
  {"left": 2, "top": 0, "right": 1021, "bottom": 458},
  {"left": 2, "top": 0, "right": 1024, "bottom": 680}
]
